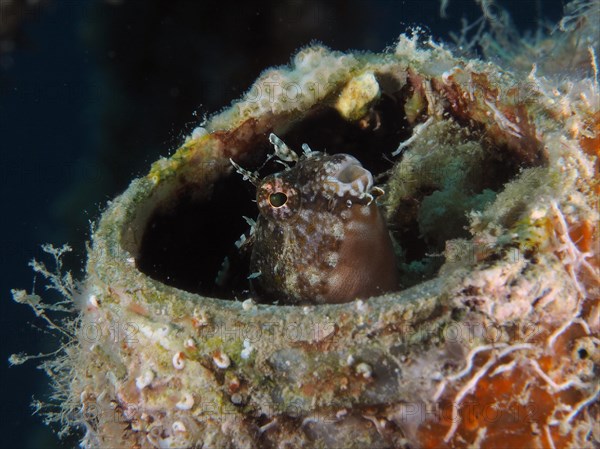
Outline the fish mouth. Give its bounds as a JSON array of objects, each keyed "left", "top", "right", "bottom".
[{"left": 328, "top": 155, "right": 374, "bottom": 198}]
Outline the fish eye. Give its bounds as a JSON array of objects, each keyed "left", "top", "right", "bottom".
[{"left": 269, "top": 192, "right": 288, "bottom": 208}]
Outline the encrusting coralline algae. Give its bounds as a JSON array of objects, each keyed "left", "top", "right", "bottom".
[{"left": 12, "top": 2, "right": 599, "bottom": 448}]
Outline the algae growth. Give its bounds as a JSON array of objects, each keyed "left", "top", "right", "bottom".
[{"left": 11, "top": 1, "right": 599, "bottom": 448}]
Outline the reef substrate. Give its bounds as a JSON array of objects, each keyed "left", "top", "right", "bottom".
[{"left": 15, "top": 30, "right": 599, "bottom": 449}]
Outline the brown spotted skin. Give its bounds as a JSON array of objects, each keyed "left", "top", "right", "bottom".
[{"left": 250, "top": 152, "right": 398, "bottom": 305}]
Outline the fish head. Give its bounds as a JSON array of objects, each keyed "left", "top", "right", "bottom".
[{"left": 251, "top": 151, "right": 398, "bottom": 304}]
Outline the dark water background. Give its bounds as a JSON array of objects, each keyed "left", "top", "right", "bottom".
[{"left": 0, "top": 0, "right": 565, "bottom": 447}]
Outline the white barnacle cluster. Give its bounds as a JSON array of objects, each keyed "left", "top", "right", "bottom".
[
  {"left": 355, "top": 362, "right": 373, "bottom": 379},
  {"left": 172, "top": 351, "right": 185, "bottom": 370},
  {"left": 212, "top": 350, "right": 231, "bottom": 369},
  {"left": 146, "top": 420, "right": 191, "bottom": 449},
  {"left": 186, "top": 126, "right": 208, "bottom": 142}
]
